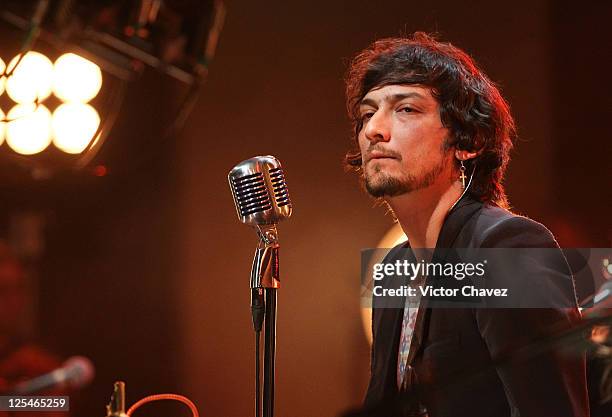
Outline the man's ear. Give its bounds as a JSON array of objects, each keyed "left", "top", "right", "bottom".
[{"left": 455, "top": 149, "right": 481, "bottom": 161}]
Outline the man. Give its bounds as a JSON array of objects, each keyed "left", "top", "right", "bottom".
[{"left": 345, "top": 33, "right": 588, "bottom": 417}]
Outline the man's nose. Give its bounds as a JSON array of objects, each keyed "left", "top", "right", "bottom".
[{"left": 364, "top": 111, "right": 391, "bottom": 144}]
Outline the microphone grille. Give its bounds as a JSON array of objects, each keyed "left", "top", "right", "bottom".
[
  {"left": 269, "top": 167, "right": 291, "bottom": 208},
  {"left": 230, "top": 171, "right": 273, "bottom": 217},
  {"left": 63, "top": 356, "right": 95, "bottom": 389},
  {"left": 228, "top": 155, "right": 292, "bottom": 225}
]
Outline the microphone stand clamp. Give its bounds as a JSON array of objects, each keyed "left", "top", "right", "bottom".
[{"left": 250, "top": 225, "right": 280, "bottom": 290}]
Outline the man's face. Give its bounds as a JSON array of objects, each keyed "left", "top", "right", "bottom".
[{"left": 358, "top": 84, "right": 452, "bottom": 197}]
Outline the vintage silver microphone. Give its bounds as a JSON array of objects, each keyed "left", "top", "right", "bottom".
[
  {"left": 228, "top": 155, "right": 292, "bottom": 290},
  {"left": 228, "top": 155, "right": 293, "bottom": 417},
  {"left": 228, "top": 155, "right": 292, "bottom": 226}
]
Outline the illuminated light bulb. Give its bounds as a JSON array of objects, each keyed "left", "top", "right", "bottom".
[
  {"left": 0, "top": 108, "right": 5, "bottom": 145},
  {"left": 0, "top": 58, "right": 5, "bottom": 96},
  {"left": 6, "top": 52, "right": 54, "bottom": 104},
  {"left": 52, "top": 103, "right": 100, "bottom": 154},
  {"left": 6, "top": 104, "right": 52, "bottom": 155},
  {"left": 53, "top": 53, "right": 102, "bottom": 102}
]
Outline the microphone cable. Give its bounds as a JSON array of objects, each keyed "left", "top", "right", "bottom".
[
  {"left": 252, "top": 287, "right": 265, "bottom": 417},
  {"left": 126, "top": 393, "right": 199, "bottom": 417},
  {"left": 256, "top": 330, "right": 262, "bottom": 417}
]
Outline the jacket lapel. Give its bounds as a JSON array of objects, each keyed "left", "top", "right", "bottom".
[{"left": 407, "top": 195, "right": 483, "bottom": 364}]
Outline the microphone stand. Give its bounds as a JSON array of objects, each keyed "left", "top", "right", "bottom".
[{"left": 251, "top": 225, "right": 280, "bottom": 417}]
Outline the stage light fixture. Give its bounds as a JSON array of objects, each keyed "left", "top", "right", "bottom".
[
  {"left": 5, "top": 51, "right": 54, "bottom": 104},
  {"left": 0, "top": 50, "right": 103, "bottom": 158},
  {"left": 52, "top": 103, "right": 100, "bottom": 154},
  {"left": 6, "top": 103, "right": 52, "bottom": 155},
  {"left": 0, "top": 0, "right": 225, "bottom": 175},
  {"left": 53, "top": 53, "right": 102, "bottom": 103}
]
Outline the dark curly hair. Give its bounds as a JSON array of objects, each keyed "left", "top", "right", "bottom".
[{"left": 345, "top": 32, "right": 516, "bottom": 208}]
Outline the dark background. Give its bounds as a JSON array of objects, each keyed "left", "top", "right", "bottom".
[{"left": 0, "top": 1, "right": 610, "bottom": 417}]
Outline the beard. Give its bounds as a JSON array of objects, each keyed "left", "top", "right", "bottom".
[{"left": 364, "top": 158, "right": 447, "bottom": 198}]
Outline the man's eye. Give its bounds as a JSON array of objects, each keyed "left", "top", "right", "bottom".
[
  {"left": 361, "top": 112, "right": 374, "bottom": 121},
  {"left": 399, "top": 107, "right": 415, "bottom": 113}
]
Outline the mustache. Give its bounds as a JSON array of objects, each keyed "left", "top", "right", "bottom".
[{"left": 364, "top": 146, "right": 403, "bottom": 162}]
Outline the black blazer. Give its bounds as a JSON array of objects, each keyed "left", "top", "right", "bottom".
[{"left": 364, "top": 196, "right": 589, "bottom": 417}]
